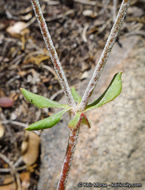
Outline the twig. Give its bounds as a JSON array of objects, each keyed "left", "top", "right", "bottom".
[
  {"left": 31, "top": 0, "right": 75, "bottom": 107},
  {"left": 1, "top": 120, "right": 28, "bottom": 128},
  {"left": 50, "top": 89, "right": 64, "bottom": 100},
  {"left": 0, "top": 165, "right": 27, "bottom": 173},
  {"left": 113, "top": 0, "right": 118, "bottom": 21},
  {"left": 2, "top": 120, "right": 40, "bottom": 135},
  {"left": 125, "top": 31, "right": 145, "bottom": 38},
  {"left": 42, "top": 65, "right": 59, "bottom": 81},
  {"left": 0, "top": 153, "right": 22, "bottom": 190},
  {"left": 78, "top": 0, "right": 130, "bottom": 111},
  {"left": 82, "top": 24, "right": 89, "bottom": 43}
]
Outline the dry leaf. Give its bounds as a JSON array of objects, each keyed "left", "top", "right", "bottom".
[
  {"left": 20, "top": 13, "right": 32, "bottom": 21},
  {"left": 0, "top": 123, "right": 5, "bottom": 138},
  {"left": 24, "top": 54, "right": 49, "bottom": 65},
  {"left": 22, "top": 131, "right": 40, "bottom": 166},
  {"left": 6, "top": 21, "right": 30, "bottom": 50},
  {"left": 21, "top": 141, "right": 28, "bottom": 155},
  {"left": 6, "top": 22, "right": 28, "bottom": 37},
  {"left": 83, "top": 10, "right": 98, "bottom": 18},
  {"left": 20, "top": 172, "right": 30, "bottom": 190},
  {"left": 81, "top": 71, "right": 89, "bottom": 80},
  {"left": 0, "top": 176, "right": 16, "bottom": 190}
]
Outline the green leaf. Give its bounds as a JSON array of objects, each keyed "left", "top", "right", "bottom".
[
  {"left": 86, "top": 72, "right": 122, "bottom": 111},
  {"left": 71, "top": 87, "right": 82, "bottom": 103},
  {"left": 21, "top": 88, "right": 69, "bottom": 109},
  {"left": 26, "top": 109, "right": 69, "bottom": 131},
  {"left": 68, "top": 112, "right": 81, "bottom": 129}
]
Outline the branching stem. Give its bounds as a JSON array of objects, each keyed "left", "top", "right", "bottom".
[
  {"left": 31, "top": 0, "right": 130, "bottom": 190},
  {"left": 31, "top": 0, "right": 75, "bottom": 107},
  {"left": 78, "top": 0, "right": 130, "bottom": 111}
]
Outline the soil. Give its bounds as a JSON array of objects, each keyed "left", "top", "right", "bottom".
[{"left": 0, "top": 0, "right": 144, "bottom": 189}]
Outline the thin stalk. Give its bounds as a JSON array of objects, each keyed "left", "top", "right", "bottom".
[
  {"left": 57, "top": 113, "right": 86, "bottom": 190},
  {"left": 78, "top": 0, "right": 130, "bottom": 111},
  {"left": 57, "top": 129, "right": 79, "bottom": 190},
  {"left": 31, "top": 0, "right": 75, "bottom": 107}
]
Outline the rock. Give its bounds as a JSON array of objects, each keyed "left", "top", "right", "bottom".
[
  {"left": 67, "top": 38, "right": 145, "bottom": 189},
  {"left": 38, "top": 36, "right": 145, "bottom": 189}
]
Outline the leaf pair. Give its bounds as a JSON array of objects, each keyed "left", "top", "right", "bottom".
[
  {"left": 21, "top": 72, "right": 122, "bottom": 131},
  {"left": 68, "top": 72, "right": 122, "bottom": 129},
  {"left": 21, "top": 88, "right": 71, "bottom": 130}
]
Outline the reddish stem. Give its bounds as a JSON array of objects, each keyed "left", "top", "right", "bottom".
[
  {"left": 31, "top": 0, "right": 75, "bottom": 107},
  {"left": 57, "top": 128, "right": 79, "bottom": 190},
  {"left": 78, "top": 0, "right": 130, "bottom": 111},
  {"left": 57, "top": 113, "right": 91, "bottom": 190},
  {"left": 57, "top": 114, "right": 86, "bottom": 190},
  {"left": 57, "top": 113, "right": 90, "bottom": 189}
]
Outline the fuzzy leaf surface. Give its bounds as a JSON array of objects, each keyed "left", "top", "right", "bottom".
[
  {"left": 71, "top": 87, "right": 82, "bottom": 103},
  {"left": 21, "top": 88, "right": 69, "bottom": 109},
  {"left": 26, "top": 109, "right": 68, "bottom": 131},
  {"left": 86, "top": 72, "right": 122, "bottom": 111}
]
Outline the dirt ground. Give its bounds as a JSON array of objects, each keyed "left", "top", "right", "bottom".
[{"left": 0, "top": 0, "right": 144, "bottom": 189}]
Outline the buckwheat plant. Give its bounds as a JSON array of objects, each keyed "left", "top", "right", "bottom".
[{"left": 21, "top": 0, "right": 130, "bottom": 189}]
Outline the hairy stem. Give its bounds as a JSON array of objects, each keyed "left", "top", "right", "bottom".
[
  {"left": 31, "top": 0, "right": 75, "bottom": 107},
  {"left": 57, "top": 128, "right": 80, "bottom": 190},
  {"left": 78, "top": 0, "right": 130, "bottom": 111}
]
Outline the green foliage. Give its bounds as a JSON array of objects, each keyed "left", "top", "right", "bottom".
[
  {"left": 86, "top": 72, "right": 122, "bottom": 111},
  {"left": 26, "top": 109, "right": 69, "bottom": 131},
  {"left": 21, "top": 72, "right": 122, "bottom": 130},
  {"left": 71, "top": 87, "right": 82, "bottom": 103},
  {"left": 68, "top": 112, "right": 81, "bottom": 129},
  {"left": 21, "top": 88, "right": 69, "bottom": 109}
]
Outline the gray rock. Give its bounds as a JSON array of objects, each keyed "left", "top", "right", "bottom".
[{"left": 38, "top": 36, "right": 145, "bottom": 190}]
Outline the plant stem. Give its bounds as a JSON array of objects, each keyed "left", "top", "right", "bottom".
[
  {"left": 78, "top": 0, "right": 130, "bottom": 111},
  {"left": 31, "top": 0, "right": 75, "bottom": 107},
  {"left": 57, "top": 113, "right": 87, "bottom": 190},
  {"left": 57, "top": 128, "right": 80, "bottom": 190}
]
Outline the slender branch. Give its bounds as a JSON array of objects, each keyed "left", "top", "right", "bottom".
[
  {"left": 31, "top": 0, "right": 75, "bottom": 107},
  {"left": 57, "top": 113, "right": 86, "bottom": 190},
  {"left": 0, "top": 153, "right": 22, "bottom": 190},
  {"left": 78, "top": 0, "right": 130, "bottom": 111},
  {"left": 57, "top": 128, "right": 79, "bottom": 190}
]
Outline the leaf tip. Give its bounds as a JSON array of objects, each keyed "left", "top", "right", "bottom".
[
  {"left": 20, "top": 88, "right": 26, "bottom": 95},
  {"left": 118, "top": 72, "right": 123, "bottom": 77},
  {"left": 20, "top": 88, "right": 23, "bottom": 92},
  {"left": 25, "top": 127, "right": 31, "bottom": 131}
]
